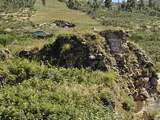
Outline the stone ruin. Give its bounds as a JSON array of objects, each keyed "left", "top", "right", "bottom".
[{"left": 18, "top": 30, "right": 158, "bottom": 101}]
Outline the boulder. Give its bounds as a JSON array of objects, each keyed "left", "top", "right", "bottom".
[{"left": 32, "top": 31, "right": 53, "bottom": 38}]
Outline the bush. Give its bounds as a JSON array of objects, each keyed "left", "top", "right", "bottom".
[
  {"left": 66, "top": 0, "right": 81, "bottom": 10},
  {"left": 0, "top": 59, "right": 121, "bottom": 119},
  {"left": 0, "top": 0, "right": 36, "bottom": 10},
  {"left": 0, "top": 34, "right": 15, "bottom": 47}
]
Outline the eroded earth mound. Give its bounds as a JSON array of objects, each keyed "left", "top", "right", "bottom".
[{"left": 18, "top": 30, "right": 159, "bottom": 102}]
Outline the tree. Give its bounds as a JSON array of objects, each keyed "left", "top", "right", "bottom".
[
  {"left": 66, "top": 0, "right": 81, "bottom": 10},
  {"left": 42, "top": 0, "right": 46, "bottom": 6},
  {"left": 149, "top": 0, "right": 153, "bottom": 8},
  {"left": 104, "top": 0, "right": 112, "bottom": 8},
  {"left": 126, "top": 0, "right": 136, "bottom": 11},
  {"left": 138, "top": 0, "right": 145, "bottom": 9},
  {"left": 87, "top": 0, "right": 100, "bottom": 18}
]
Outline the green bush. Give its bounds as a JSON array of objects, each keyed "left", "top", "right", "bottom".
[
  {"left": 0, "top": 34, "right": 15, "bottom": 46},
  {"left": 0, "top": 0, "right": 36, "bottom": 10},
  {"left": 66, "top": 0, "right": 81, "bottom": 10},
  {"left": 0, "top": 59, "right": 124, "bottom": 120}
]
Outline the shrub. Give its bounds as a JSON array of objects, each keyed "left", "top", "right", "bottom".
[
  {"left": 0, "top": 34, "right": 15, "bottom": 47},
  {"left": 0, "top": 0, "right": 36, "bottom": 10},
  {"left": 66, "top": 0, "right": 81, "bottom": 10}
]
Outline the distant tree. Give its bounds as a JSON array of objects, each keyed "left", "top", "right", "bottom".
[
  {"left": 126, "top": 0, "right": 136, "bottom": 11},
  {"left": 66, "top": 0, "right": 81, "bottom": 10},
  {"left": 87, "top": 0, "right": 100, "bottom": 18},
  {"left": 138, "top": 0, "right": 145, "bottom": 9},
  {"left": 42, "top": 0, "right": 46, "bottom": 6},
  {"left": 120, "top": 1, "right": 127, "bottom": 10},
  {"left": 149, "top": 0, "right": 153, "bottom": 8},
  {"left": 104, "top": 0, "right": 112, "bottom": 8},
  {"left": 92, "top": 0, "right": 100, "bottom": 10}
]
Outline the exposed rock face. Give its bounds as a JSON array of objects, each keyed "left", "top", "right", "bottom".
[
  {"left": 100, "top": 30, "right": 158, "bottom": 100},
  {"left": 18, "top": 30, "right": 158, "bottom": 101}
]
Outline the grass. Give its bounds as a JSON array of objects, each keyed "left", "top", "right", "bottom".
[
  {"left": 0, "top": 0, "right": 159, "bottom": 119},
  {"left": 0, "top": 58, "right": 133, "bottom": 120},
  {"left": 31, "top": 0, "right": 105, "bottom": 32},
  {"left": 61, "top": 43, "right": 73, "bottom": 53}
]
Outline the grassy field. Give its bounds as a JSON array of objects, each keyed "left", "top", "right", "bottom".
[
  {"left": 0, "top": 0, "right": 135, "bottom": 119},
  {"left": 31, "top": 0, "right": 105, "bottom": 32},
  {"left": 0, "top": 0, "right": 159, "bottom": 119}
]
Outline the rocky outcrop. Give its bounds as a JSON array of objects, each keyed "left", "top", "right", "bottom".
[
  {"left": 100, "top": 30, "right": 158, "bottom": 100},
  {"left": 37, "top": 34, "right": 111, "bottom": 71},
  {"left": 18, "top": 30, "right": 158, "bottom": 102}
]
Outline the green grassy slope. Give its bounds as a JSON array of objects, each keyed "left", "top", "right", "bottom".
[
  {"left": 0, "top": 0, "right": 135, "bottom": 119},
  {"left": 0, "top": 59, "right": 134, "bottom": 120},
  {"left": 31, "top": 0, "right": 104, "bottom": 31}
]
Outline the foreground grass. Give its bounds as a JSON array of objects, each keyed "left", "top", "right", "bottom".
[{"left": 0, "top": 59, "right": 134, "bottom": 120}]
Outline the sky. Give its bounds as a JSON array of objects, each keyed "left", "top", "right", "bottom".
[{"left": 112, "top": 0, "right": 127, "bottom": 3}]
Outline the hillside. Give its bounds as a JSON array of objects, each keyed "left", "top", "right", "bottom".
[{"left": 0, "top": 0, "right": 160, "bottom": 120}]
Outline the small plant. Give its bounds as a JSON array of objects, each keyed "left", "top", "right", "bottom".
[
  {"left": 101, "top": 70, "right": 117, "bottom": 87},
  {"left": 0, "top": 34, "right": 15, "bottom": 47},
  {"left": 61, "top": 43, "right": 73, "bottom": 53}
]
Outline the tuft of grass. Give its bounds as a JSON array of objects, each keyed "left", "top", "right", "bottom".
[
  {"left": 101, "top": 70, "right": 117, "bottom": 87},
  {"left": 0, "top": 34, "right": 15, "bottom": 47},
  {"left": 61, "top": 43, "right": 73, "bottom": 53}
]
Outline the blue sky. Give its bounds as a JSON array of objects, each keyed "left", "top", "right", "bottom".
[{"left": 112, "top": 0, "right": 127, "bottom": 3}]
